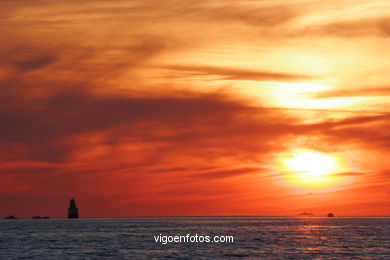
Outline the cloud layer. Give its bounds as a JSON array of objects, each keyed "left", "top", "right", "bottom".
[{"left": 0, "top": 0, "right": 389, "bottom": 216}]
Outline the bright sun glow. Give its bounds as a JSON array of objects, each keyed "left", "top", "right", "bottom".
[
  {"left": 288, "top": 151, "right": 337, "bottom": 176},
  {"left": 278, "top": 149, "right": 348, "bottom": 188}
]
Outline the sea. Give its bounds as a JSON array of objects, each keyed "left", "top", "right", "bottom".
[{"left": 0, "top": 217, "right": 389, "bottom": 259}]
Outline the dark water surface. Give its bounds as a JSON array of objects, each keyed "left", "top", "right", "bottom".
[{"left": 0, "top": 217, "right": 389, "bottom": 259}]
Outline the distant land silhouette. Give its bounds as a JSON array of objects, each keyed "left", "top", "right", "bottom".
[
  {"left": 4, "top": 215, "right": 18, "bottom": 219},
  {"left": 297, "top": 212, "right": 314, "bottom": 217},
  {"left": 32, "top": 216, "right": 50, "bottom": 219}
]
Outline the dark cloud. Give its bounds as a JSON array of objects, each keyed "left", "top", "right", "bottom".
[
  {"left": 13, "top": 55, "right": 56, "bottom": 71},
  {"left": 298, "top": 17, "right": 390, "bottom": 37},
  {"left": 162, "top": 65, "right": 312, "bottom": 81},
  {"left": 334, "top": 172, "right": 364, "bottom": 176},
  {"left": 0, "top": 84, "right": 294, "bottom": 162},
  {"left": 305, "top": 110, "right": 390, "bottom": 154},
  {"left": 211, "top": 4, "right": 298, "bottom": 27},
  {"left": 189, "top": 166, "right": 269, "bottom": 179},
  {"left": 313, "top": 87, "right": 390, "bottom": 98},
  {"left": 1, "top": 61, "right": 389, "bottom": 164}
]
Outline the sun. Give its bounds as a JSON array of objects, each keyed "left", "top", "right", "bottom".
[
  {"left": 278, "top": 149, "right": 348, "bottom": 188},
  {"left": 288, "top": 151, "right": 337, "bottom": 177}
]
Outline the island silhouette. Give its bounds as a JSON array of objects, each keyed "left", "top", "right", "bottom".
[{"left": 297, "top": 211, "right": 314, "bottom": 217}]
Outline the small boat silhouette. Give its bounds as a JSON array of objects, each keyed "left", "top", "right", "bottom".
[{"left": 327, "top": 213, "right": 335, "bottom": 217}]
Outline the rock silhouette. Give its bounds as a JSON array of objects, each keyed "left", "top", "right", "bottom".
[
  {"left": 67, "top": 198, "right": 79, "bottom": 219},
  {"left": 32, "top": 216, "right": 50, "bottom": 219},
  {"left": 4, "top": 215, "right": 18, "bottom": 219}
]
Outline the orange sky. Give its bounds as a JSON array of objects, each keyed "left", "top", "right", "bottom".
[{"left": 0, "top": 0, "right": 389, "bottom": 217}]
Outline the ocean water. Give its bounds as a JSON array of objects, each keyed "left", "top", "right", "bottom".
[{"left": 0, "top": 217, "right": 389, "bottom": 259}]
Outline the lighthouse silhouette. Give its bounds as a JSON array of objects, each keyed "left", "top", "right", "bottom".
[{"left": 67, "top": 198, "right": 79, "bottom": 218}]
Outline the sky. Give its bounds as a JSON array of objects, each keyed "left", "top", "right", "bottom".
[{"left": 0, "top": 0, "right": 389, "bottom": 217}]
